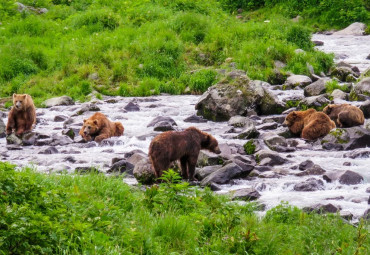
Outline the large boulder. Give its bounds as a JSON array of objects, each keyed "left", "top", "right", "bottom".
[
  {"left": 255, "top": 150, "right": 287, "bottom": 166},
  {"left": 333, "top": 22, "right": 367, "bottom": 36},
  {"left": 133, "top": 159, "right": 156, "bottom": 185},
  {"left": 323, "top": 170, "right": 364, "bottom": 185},
  {"left": 201, "top": 163, "right": 249, "bottom": 185},
  {"left": 330, "top": 67, "right": 359, "bottom": 82},
  {"left": 298, "top": 95, "right": 330, "bottom": 110},
  {"left": 195, "top": 73, "right": 284, "bottom": 121},
  {"left": 359, "top": 100, "right": 370, "bottom": 118},
  {"left": 285, "top": 75, "right": 312, "bottom": 87},
  {"left": 353, "top": 77, "right": 370, "bottom": 96},
  {"left": 230, "top": 188, "right": 261, "bottom": 201},
  {"left": 0, "top": 118, "right": 5, "bottom": 138},
  {"left": 294, "top": 178, "right": 324, "bottom": 191},
  {"left": 43, "top": 96, "right": 74, "bottom": 107},
  {"left": 322, "top": 127, "right": 370, "bottom": 150},
  {"left": 304, "top": 78, "right": 331, "bottom": 96}
]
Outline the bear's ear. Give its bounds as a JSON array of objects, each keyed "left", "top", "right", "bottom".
[
  {"left": 13, "top": 93, "right": 16, "bottom": 99},
  {"left": 83, "top": 119, "right": 87, "bottom": 123},
  {"left": 202, "top": 134, "right": 211, "bottom": 147},
  {"left": 291, "top": 111, "right": 297, "bottom": 117},
  {"left": 93, "top": 120, "right": 98, "bottom": 125}
]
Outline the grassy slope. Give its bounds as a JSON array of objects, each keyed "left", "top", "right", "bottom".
[
  {"left": 0, "top": 0, "right": 344, "bottom": 106},
  {"left": 0, "top": 162, "right": 369, "bottom": 254}
]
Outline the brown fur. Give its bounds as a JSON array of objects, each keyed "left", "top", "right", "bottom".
[
  {"left": 6, "top": 94, "right": 36, "bottom": 136},
  {"left": 284, "top": 109, "right": 336, "bottom": 140},
  {"left": 323, "top": 104, "right": 364, "bottom": 127},
  {"left": 79, "top": 112, "right": 124, "bottom": 142},
  {"left": 149, "top": 127, "right": 221, "bottom": 180}
]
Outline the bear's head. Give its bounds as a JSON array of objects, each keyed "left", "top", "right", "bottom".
[
  {"left": 283, "top": 111, "right": 299, "bottom": 127},
  {"left": 202, "top": 134, "right": 221, "bottom": 154},
  {"left": 323, "top": 104, "right": 335, "bottom": 115},
  {"left": 13, "top": 94, "right": 28, "bottom": 111},
  {"left": 81, "top": 119, "right": 100, "bottom": 136}
]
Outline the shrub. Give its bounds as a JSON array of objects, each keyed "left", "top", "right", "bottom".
[
  {"left": 189, "top": 69, "right": 218, "bottom": 93},
  {"left": 68, "top": 8, "right": 120, "bottom": 32},
  {"left": 325, "top": 80, "right": 349, "bottom": 93}
]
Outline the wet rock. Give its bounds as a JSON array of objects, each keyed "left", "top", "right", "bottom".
[
  {"left": 234, "top": 122, "right": 259, "bottom": 139},
  {"left": 304, "top": 78, "right": 331, "bottom": 96},
  {"left": 64, "top": 156, "right": 76, "bottom": 163},
  {"left": 256, "top": 150, "right": 287, "bottom": 166},
  {"left": 366, "top": 187, "right": 370, "bottom": 193},
  {"left": 285, "top": 75, "right": 312, "bottom": 87},
  {"left": 195, "top": 73, "right": 284, "bottom": 121},
  {"left": 127, "top": 152, "right": 148, "bottom": 166},
  {"left": 107, "top": 160, "right": 135, "bottom": 175},
  {"left": 124, "top": 101, "right": 140, "bottom": 112},
  {"left": 195, "top": 165, "right": 222, "bottom": 181},
  {"left": 298, "top": 95, "right": 330, "bottom": 110},
  {"left": 209, "top": 182, "right": 222, "bottom": 191},
  {"left": 6, "top": 134, "right": 22, "bottom": 145},
  {"left": 304, "top": 203, "right": 340, "bottom": 214},
  {"left": 183, "top": 115, "right": 207, "bottom": 123},
  {"left": 133, "top": 159, "right": 156, "bottom": 185},
  {"left": 153, "top": 121, "right": 176, "bottom": 131},
  {"left": 295, "top": 165, "right": 326, "bottom": 176},
  {"left": 256, "top": 122, "right": 278, "bottom": 130},
  {"left": 124, "top": 149, "right": 146, "bottom": 159},
  {"left": 39, "top": 146, "right": 59, "bottom": 154},
  {"left": 74, "top": 103, "right": 100, "bottom": 115},
  {"left": 0, "top": 118, "right": 5, "bottom": 138},
  {"left": 43, "top": 96, "right": 74, "bottom": 107},
  {"left": 201, "top": 163, "right": 248, "bottom": 185},
  {"left": 343, "top": 162, "right": 351, "bottom": 166},
  {"left": 147, "top": 116, "right": 177, "bottom": 127},
  {"left": 294, "top": 178, "right": 324, "bottom": 191},
  {"left": 323, "top": 127, "right": 370, "bottom": 150},
  {"left": 322, "top": 142, "right": 344, "bottom": 151},
  {"left": 331, "top": 89, "right": 348, "bottom": 100},
  {"left": 62, "top": 128, "right": 76, "bottom": 140},
  {"left": 299, "top": 160, "right": 314, "bottom": 170},
  {"left": 313, "top": 40, "right": 324, "bottom": 46},
  {"left": 54, "top": 115, "right": 69, "bottom": 122},
  {"left": 22, "top": 132, "right": 38, "bottom": 146},
  {"left": 331, "top": 67, "right": 359, "bottom": 82},
  {"left": 197, "top": 150, "right": 225, "bottom": 167},
  {"left": 344, "top": 149, "right": 370, "bottom": 159},
  {"left": 264, "top": 135, "right": 288, "bottom": 151},
  {"left": 231, "top": 188, "right": 261, "bottom": 201},
  {"left": 333, "top": 22, "right": 367, "bottom": 36},
  {"left": 228, "top": 116, "right": 253, "bottom": 128},
  {"left": 6, "top": 145, "right": 23, "bottom": 150},
  {"left": 359, "top": 100, "right": 370, "bottom": 118},
  {"left": 353, "top": 77, "right": 370, "bottom": 96},
  {"left": 323, "top": 170, "right": 363, "bottom": 185},
  {"left": 75, "top": 167, "right": 102, "bottom": 174},
  {"left": 50, "top": 134, "right": 73, "bottom": 146}
]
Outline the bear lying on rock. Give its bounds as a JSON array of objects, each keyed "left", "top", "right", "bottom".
[
  {"left": 284, "top": 109, "right": 336, "bottom": 140},
  {"left": 323, "top": 104, "right": 364, "bottom": 127},
  {"left": 6, "top": 94, "right": 36, "bottom": 136},
  {"left": 79, "top": 112, "right": 124, "bottom": 142},
  {"left": 149, "top": 127, "right": 221, "bottom": 180}
]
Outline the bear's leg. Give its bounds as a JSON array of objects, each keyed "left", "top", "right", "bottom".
[
  {"left": 301, "top": 121, "right": 329, "bottom": 140},
  {"left": 152, "top": 159, "right": 170, "bottom": 179},
  {"left": 94, "top": 128, "right": 110, "bottom": 142},
  {"left": 180, "top": 156, "right": 189, "bottom": 179},
  {"left": 187, "top": 156, "right": 198, "bottom": 181},
  {"left": 6, "top": 117, "right": 15, "bottom": 135},
  {"left": 337, "top": 111, "right": 350, "bottom": 127}
]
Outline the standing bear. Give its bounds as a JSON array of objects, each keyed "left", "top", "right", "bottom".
[
  {"left": 284, "top": 109, "right": 336, "bottom": 140},
  {"left": 149, "top": 127, "right": 221, "bottom": 180},
  {"left": 6, "top": 94, "right": 36, "bottom": 136},
  {"left": 323, "top": 104, "right": 364, "bottom": 127},
  {"left": 79, "top": 112, "right": 124, "bottom": 142}
]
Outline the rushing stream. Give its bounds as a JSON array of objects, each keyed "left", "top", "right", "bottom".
[{"left": 1, "top": 33, "right": 369, "bottom": 221}]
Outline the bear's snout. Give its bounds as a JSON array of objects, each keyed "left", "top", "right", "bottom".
[{"left": 214, "top": 146, "right": 221, "bottom": 154}]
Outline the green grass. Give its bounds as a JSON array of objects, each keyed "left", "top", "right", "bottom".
[
  {"left": 0, "top": 0, "right": 338, "bottom": 106},
  {"left": 325, "top": 79, "right": 350, "bottom": 93},
  {"left": 0, "top": 162, "right": 369, "bottom": 254}
]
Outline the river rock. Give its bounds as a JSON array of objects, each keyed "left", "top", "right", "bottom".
[
  {"left": 304, "top": 78, "right": 331, "bottom": 96},
  {"left": 304, "top": 203, "right": 340, "bottom": 214},
  {"left": 256, "top": 150, "right": 287, "bottom": 166},
  {"left": 295, "top": 165, "right": 325, "bottom": 176},
  {"left": 197, "top": 150, "right": 225, "bottom": 167},
  {"left": 0, "top": 119, "right": 5, "bottom": 138},
  {"left": 234, "top": 121, "right": 259, "bottom": 139},
  {"left": 333, "top": 22, "right": 367, "bottom": 36},
  {"left": 331, "top": 89, "right": 348, "bottom": 100},
  {"left": 359, "top": 100, "right": 370, "bottom": 118},
  {"left": 6, "top": 134, "right": 22, "bottom": 145},
  {"left": 54, "top": 115, "right": 69, "bottom": 122},
  {"left": 299, "top": 160, "right": 314, "bottom": 170},
  {"left": 183, "top": 115, "right": 207, "bottom": 123},
  {"left": 313, "top": 40, "right": 324, "bottom": 46},
  {"left": 39, "top": 146, "right": 59, "bottom": 154},
  {"left": 323, "top": 170, "right": 364, "bottom": 185},
  {"left": 322, "top": 127, "right": 370, "bottom": 150},
  {"left": 195, "top": 73, "right": 284, "bottom": 121},
  {"left": 107, "top": 160, "right": 134, "bottom": 175},
  {"left": 124, "top": 101, "right": 140, "bottom": 112},
  {"left": 201, "top": 163, "right": 248, "bottom": 185},
  {"left": 127, "top": 152, "right": 148, "bottom": 166},
  {"left": 74, "top": 103, "right": 100, "bottom": 115},
  {"left": 264, "top": 135, "right": 289, "bottom": 152},
  {"left": 298, "top": 95, "right": 330, "bottom": 110},
  {"left": 344, "top": 149, "right": 370, "bottom": 159},
  {"left": 331, "top": 66, "right": 359, "bottom": 82},
  {"left": 133, "top": 159, "right": 156, "bottom": 185},
  {"left": 62, "top": 128, "right": 76, "bottom": 140},
  {"left": 228, "top": 116, "right": 253, "bottom": 128},
  {"left": 75, "top": 167, "right": 102, "bottom": 174},
  {"left": 22, "top": 132, "right": 38, "bottom": 146},
  {"left": 256, "top": 122, "right": 278, "bottom": 130},
  {"left": 43, "top": 96, "right": 74, "bottom": 107},
  {"left": 353, "top": 77, "right": 370, "bottom": 96},
  {"left": 231, "top": 188, "right": 261, "bottom": 201},
  {"left": 285, "top": 75, "right": 312, "bottom": 87},
  {"left": 147, "top": 116, "right": 177, "bottom": 128},
  {"left": 153, "top": 121, "right": 176, "bottom": 131},
  {"left": 195, "top": 165, "right": 222, "bottom": 181},
  {"left": 294, "top": 178, "right": 324, "bottom": 191},
  {"left": 50, "top": 134, "right": 74, "bottom": 146}
]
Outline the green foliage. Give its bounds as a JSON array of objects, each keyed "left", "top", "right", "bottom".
[
  {"left": 188, "top": 69, "right": 218, "bottom": 93},
  {"left": 244, "top": 139, "right": 256, "bottom": 155},
  {"left": 0, "top": 0, "right": 17, "bottom": 19},
  {"left": 325, "top": 79, "right": 350, "bottom": 93},
  {"left": 286, "top": 25, "right": 313, "bottom": 51},
  {"left": 0, "top": 162, "right": 369, "bottom": 254}
]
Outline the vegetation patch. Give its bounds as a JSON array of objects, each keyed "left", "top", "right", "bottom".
[{"left": 244, "top": 139, "right": 256, "bottom": 155}]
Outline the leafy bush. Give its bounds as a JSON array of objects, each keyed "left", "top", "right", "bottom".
[{"left": 188, "top": 69, "right": 218, "bottom": 93}]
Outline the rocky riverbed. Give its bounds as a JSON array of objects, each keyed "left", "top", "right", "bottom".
[{"left": 1, "top": 25, "right": 370, "bottom": 222}]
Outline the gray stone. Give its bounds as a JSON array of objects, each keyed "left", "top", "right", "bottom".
[
  {"left": 107, "top": 160, "right": 135, "bottom": 175},
  {"left": 54, "top": 115, "right": 69, "bottom": 122},
  {"left": 133, "top": 159, "right": 156, "bottom": 185},
  {"left": 264, "top": 135, "right": 287, "bottom": 151},
  {"left": 43, "top": 96, "right": 74, "bottom": 107},
  {"left": 183, "top": 115, "right": 207, "bottom": 123},
  {"left": 75, "top": 104, "right": 100, "bottom": 115},
  {"left": 231, "top": 188, "right": 261, "bottom": 201},
  {"left": 294, "top": 178, "right": 324, "bottom": 191},
  {"left": 201, "top": 163, "right": 248, "bottom": 185},
  {"left": 228, "top": 116, "right": 252, "bottom": 128},
  {"left": 285, "top": 75, "right": 312, "bottom": 87},
  {"left": 333, "top": 22, "right": 367, "bottom": 36},
  {"left": 39, "top": 146, "right": 59, "bottom": 154},
  {"left": 0, "top": 119, "right": 6, "bottom": 138},
  {"left": 153, "top": 121, "right": 176, "bottom": 132},
  {"left": 313, "top": 40, "right": 324, "bottom": 46},
  {"left": 195, "top": 165, "right": 222, "bottom": 181},
  {"left": 322, "top": 127, "right": 370, "bottom": 150},
  {"left": 331, "top": 89, "right": 348, "bottom": 100},
  {"left": 50, "top": 134, "right": 73, "bottom": 146},
  {"left": 344, "top": 149, "right": 370, "bottom": 159},
  {"left": 197, "top": 150, "right": 225, "bottom": 167},
  {"left": 299, "top": 160, "right": 314, "bottom": 170},
  {"left": 147, "top": 116, "right": 177, "bottom": 127},
  {"left": 354, "top": 77, "right": 370, "bottom": 97},
  {"left": 6, "top": 134, "right": 22, "bottom": 145},
  {"left": 304, "top": 203, "right": 340, "bottom": 214},
  {"left": 295, "top": 165, "right": 326, "bottom": 176},
  {"left": 359, "top": 100, "right": 370, "bottom": 118},
  {"left": 127, "top": 153, "right": 147, "bottom": 166},
  {"left": 331, "top": 66, "right": 359, "bottom": 82},
  {"left": 256, "top": 150, "right": 287, "bottom": 166},
  {"left": 339, "top": 170, "right": 364, "bottom": 185},
  {"left": 124, "top": 101, "right": 140, "bottom": 112},
  {"left": 298, "top": 95, "right": 330, "bottom": 110},
  {"left": 304, "top": 78, "right": 331, "bottom": 96}
]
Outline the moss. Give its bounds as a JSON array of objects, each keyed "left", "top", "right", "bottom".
[
  {"left": 285, "top": 100, "right": 300, "bottom": 108},
  {"left": 349, "top": 90, "right": 359, "bottom": 101},
  {"left": 328, "top": 128, "right": 349, "bottom": 144},
  {"left": 244, "top": 140, "right": 256, "bottom": 155}
]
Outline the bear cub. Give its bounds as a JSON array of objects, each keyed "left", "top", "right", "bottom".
[
  {"left": 79, "top": 112, "right": 124, "bottom": 142},
  {"left": 284, "top": 109, "right": 336, "bottom": 140},
  {"left": 6, "top": 94, "right": 36, "bottom": 136},
  {"left": 323, "top": 104, "right": 364, "bottom": 128},
  {"left": 149, "top": 127, "right": 221, "bottom": 180}
]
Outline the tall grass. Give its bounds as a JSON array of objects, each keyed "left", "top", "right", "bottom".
[
  {"left": 0, "top": 0, "right": 337, "bottom": 105},
  {"left": 0, "top": 162, "right": 369, "bottom": 254}
]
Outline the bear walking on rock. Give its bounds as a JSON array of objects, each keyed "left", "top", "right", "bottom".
[
  {"left": 79, "top": 112, "right": 124, "bottom": 142},
  {"left": 149, "top": 127, "right": 221, "bottom": 180},
  {"left": 323, "top": 104, "right": 364, "bottom": 127},
  {"left": 6, "top": 94, "right": 36, "bottom": 136},
  {"left": 284, "top": 109, "right": 336, "bottom": 140}
]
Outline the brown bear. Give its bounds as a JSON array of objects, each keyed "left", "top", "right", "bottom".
[
  {"left": 79, "top": 112, "right": 124, "bottom": 142},
  {"left": 284, "top": 109, "right": 336, "bottom": 140},
  {"left": 323, "top": 104, "right": 364, "bottom": 127},
  {"left": 6, "top": 93, "right": 36, "bottom": 136},
  {"left": 149, "top": 127, "right": 221, "bottom": 180}
]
